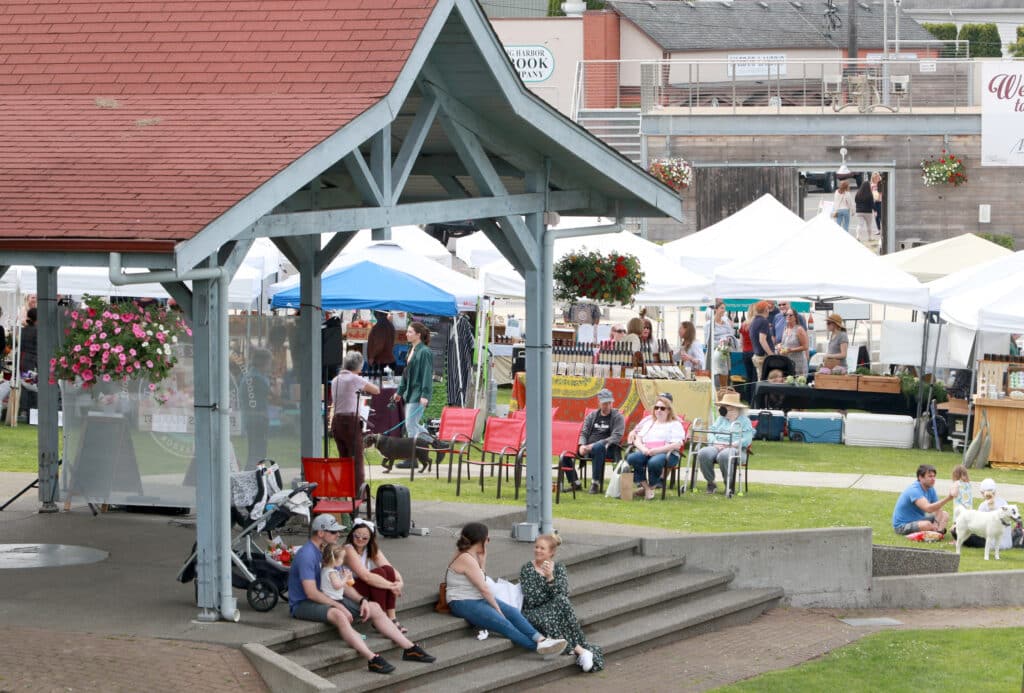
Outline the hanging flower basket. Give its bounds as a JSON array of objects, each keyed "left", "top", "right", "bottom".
[
  {"left": 49, "top": 294, "right": 192, "bottom": 395},
  {"left": 648, "top": 158, "right": 693, "bottom": 191},
  {"left": 553, "top": 250, "right": 645, "bottom": 305},
  {"left": 920, "top": 150, "right": 967, "bottom": 187}
]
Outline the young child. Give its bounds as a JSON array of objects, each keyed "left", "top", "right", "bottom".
[
  {"left": 320, "top": 544, "right": 354, "bottom": 602},
  {"left": 950, "top": 464, "right": 973, "bottom": 516}
]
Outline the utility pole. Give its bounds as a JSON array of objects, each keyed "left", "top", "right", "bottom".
[{"left": 848, "top": 0, "right": 858, "bottom": 64}]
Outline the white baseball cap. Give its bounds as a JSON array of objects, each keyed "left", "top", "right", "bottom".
[
  {"left": 311, "top": 514, "right": 344, "bottom": 533},
  {"left": 979, "top": 478, "right": 997, "bottom": 493}
]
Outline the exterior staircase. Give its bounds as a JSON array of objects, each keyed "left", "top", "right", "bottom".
[
  {"left": 263, "top": 538, "right": 782, "bottom": 693},
  {"left": 575, "top": 108, "right": 642, "bottom": 165}
]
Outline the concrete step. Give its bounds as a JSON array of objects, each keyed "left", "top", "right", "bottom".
[
  {"left": 395, "top": 588, "right": 784, "bottom": 693},
  {"left": 281, "top": 551, "right": 687, "bottom": 676},
  {"left": 321, "top": 568, "right": 738, "bottom": 692}
]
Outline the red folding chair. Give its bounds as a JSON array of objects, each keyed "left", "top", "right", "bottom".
[
  {"left": 511, "top": 407, "right": 559, "bottom": 420},
  {"left": 456, "top": 417, "right": 526, "bottom": 499},
  {"left": 552, "top": 419, "right": 584, "bottom": 504},
  {"left": 301, "top": 457, "right": 371, "bottom": 520},
  {"left": 419, "top": 406, "right": 481, "bottom": 482}
]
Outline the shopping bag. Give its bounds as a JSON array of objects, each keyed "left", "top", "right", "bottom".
[
  {"left": 604, "top": 460, "right": 631, "bottom": 499},
  {"left": 620, "top": 471, "right": 635, "bottom": 501},
  {"left": 486, "top": 576, "right": 523, "bottom": 610}
]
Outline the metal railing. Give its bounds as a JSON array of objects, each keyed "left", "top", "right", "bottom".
[{"left": 573, "top": 57, "right": 984, "bottom": 117}]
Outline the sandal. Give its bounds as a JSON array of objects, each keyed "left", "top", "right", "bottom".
[{"left": 392, "top": 619, "right": 408, "bottom": 634}]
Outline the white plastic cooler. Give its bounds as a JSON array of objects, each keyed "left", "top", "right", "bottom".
[{"left": 844, "top": 413, "right": 915, "bottom": 448}]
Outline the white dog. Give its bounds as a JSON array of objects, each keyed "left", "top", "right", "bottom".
[{"left": 954, "top": 504, "right": 1021, "bottom": 560}]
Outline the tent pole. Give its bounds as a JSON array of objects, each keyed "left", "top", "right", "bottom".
[
  {"left": 914, "top": 314, "right": 931, "bottom": 428},
  {"left": 962, "top": 337, "right": 978, "bottom": 465}
]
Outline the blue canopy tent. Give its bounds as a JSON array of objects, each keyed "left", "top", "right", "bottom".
[{"left": 270, "top": 260, "right": 458, "bottom": 316}]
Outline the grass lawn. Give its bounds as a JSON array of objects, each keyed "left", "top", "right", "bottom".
[{"left": 720, "top": 627, "right": 1024, "bottom": 692}]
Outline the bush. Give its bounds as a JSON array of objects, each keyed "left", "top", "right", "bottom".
[
  {"left": 958, "top": 23, "right": 1002, "bottom": 58},
  {"left": 547, "top": 0, "right": 604, "bottom": 16},
  {"left": 922, "top": 22, "right": 956, "bottom": 41},
  {"left": 978, "top": 232, "right": 1015, "bottom": 250},
  {"left": 1009, "top": 25, "right": 1024, "bottom": 58}
]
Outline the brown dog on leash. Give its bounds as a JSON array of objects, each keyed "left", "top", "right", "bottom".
[{"left": 363, "top": 433, "right": 434, "bottom": 473}]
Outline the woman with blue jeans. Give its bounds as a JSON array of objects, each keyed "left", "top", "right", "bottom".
[
  {"left": 831, "top": 179, "right": 854, "bottom": 233},
  {"left": 445, "top": 522, "right": 567, "bottom": 656},
  {"left": 393, "top": 321, "right": 432, "bottom": 442},
  {"left": 626, "top": 393, "right": 685, "bottom": 500}
]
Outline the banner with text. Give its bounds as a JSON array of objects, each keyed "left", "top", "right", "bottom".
[{"left": 982, "top": 61, "right": 1024, "bottom": 166}]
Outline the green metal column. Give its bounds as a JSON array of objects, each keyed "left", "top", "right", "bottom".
[{"left": 36, "top": 267, "right": 60, "bottom": 512}]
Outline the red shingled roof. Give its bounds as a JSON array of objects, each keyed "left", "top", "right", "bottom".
[{"left": 0, "top": 0, "right": 437, "bottom": 251}]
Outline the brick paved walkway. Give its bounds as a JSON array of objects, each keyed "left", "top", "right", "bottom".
[
  {"left": 546, "top": 606, "right": 1024, "bottom": 692},
  {"left": 0, "top": 628, "right": 268, "bottom": 693}
]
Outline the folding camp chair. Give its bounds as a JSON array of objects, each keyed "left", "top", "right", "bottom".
[
  {"left": 623, "top": 412, "right": 689, "bottom": 499},
  {"left": 684, "top": 419, "right": 751, "bottom": 498},
  {"left": 419, "top": 406, "right": 481, "bottom": 482},
  {"left": 552, "top": 419, "right": 584, "bottom": 504},
  {"left": 456, "top": 417, "right": 526, "bottom": 499},
  {"left": 301, "top": 457, "right": 371, "bottom": 519}
]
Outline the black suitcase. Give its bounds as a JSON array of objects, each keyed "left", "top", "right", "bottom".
[{"left": 376, "top": 484, "right": 411, "bottom": 538}]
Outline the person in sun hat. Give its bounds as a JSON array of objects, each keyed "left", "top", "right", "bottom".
[
  {"left": 563, "top": 388, "right": 625, "bottom": 494},
  {"left": 696, "top": 390, "right": 754, "bottom": 497},
  {"left": 824, "top": 313, "right": 848, "bottom": 366},
  {"left": 288, "top": 514, "right": 436, "bottom": 674}
]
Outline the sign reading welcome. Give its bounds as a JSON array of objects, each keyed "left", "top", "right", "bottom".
[
  {"left": 505, "top": 45, "right": 555, "bottom": 83},
  {"left": 982, "top": 61, "right": 1024, "bottom": 166}
]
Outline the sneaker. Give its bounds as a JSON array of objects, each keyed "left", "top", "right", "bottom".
[
  {"left": 535, "top": 637, "right": 568, "bottom": 657},
  {"left": 588, "top": 482, "right": 601, "bottom": 495},
  {"left": 705, "top": 482, "right": 717, "bottom": 495},
  {"left": 577, "top": 649, "right": 594, "bottom": 672},
  {"left": 402, "top": 644, "right": 436, "bottom": 663},
  {"left": 367, "top": 655, "right": 395, "bottom": 674}
]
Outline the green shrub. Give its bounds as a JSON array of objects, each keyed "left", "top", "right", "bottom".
[
  {"left": 1009, "top": 25, "right": 1024, "bottom": 58},
  {"left": 978, "top": 232, "right": 1015, "bottom": 250},
  {"left": 547, "top": 0, "right": 604, "bottom": 16},
  {"left": 958, "top": 23, "right": 1002, "bottom": 58},
  {"left": 922, "top": 22, "right": 956, "bottom": 41}
]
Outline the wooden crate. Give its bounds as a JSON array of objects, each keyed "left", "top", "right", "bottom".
[
  {"left": 858, "top": 375, "right": 901, "bottom": 394},
  {"left": 814, "top": 374, "right": 859, "bottom": 391}
]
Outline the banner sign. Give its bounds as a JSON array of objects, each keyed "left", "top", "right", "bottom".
[
  {"left": 727, "top": 53, "right": 787, "bottom": 78},
  {"left": 981, "top": 61, "right": 1024, "bottom": 166},
  {"left": 504, "top": 46, "right": 555, "bottom": 83}
]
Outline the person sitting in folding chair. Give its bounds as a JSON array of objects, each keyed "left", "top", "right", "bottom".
[
  {"left": 697, "top": 390, "right": 754, "bottom": 496},
  {"left": 561, "top": 389, "right": 625, "bottom": 495}
]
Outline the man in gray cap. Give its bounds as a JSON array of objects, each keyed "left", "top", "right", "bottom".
[
  {"left": 561, "top": 388, "right": 625, "bottom": 494},
  {"left": 288, "top": 514, "right": 435, "bottom": 674}
]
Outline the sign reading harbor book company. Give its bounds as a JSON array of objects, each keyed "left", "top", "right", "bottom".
[
  {"left": 727, "top": 53, "right": 787, "bottom": 78},
  {"left": 982, "top": 61, "right": 1024, "bottom": 166},
  {"left": 505, "top": 45, "right": 555, "bottom": 83}
]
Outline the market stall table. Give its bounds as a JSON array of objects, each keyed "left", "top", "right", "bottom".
[
  {"left": 513, "top": 374, "right": 714, "bottom": 431},
  {"left": 752, "top": 382, "right": 917, "bottom": 416},
  {"left": 973, "top": 397, "right": 1024, "bottom": 469}
]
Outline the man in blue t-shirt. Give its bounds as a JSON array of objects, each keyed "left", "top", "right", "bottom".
[
  {"left": 288, "top": 514, "right": 435, "bottom": 674},
  {"left": 892, "top": 464, "right": 955, "bottom": 535}
]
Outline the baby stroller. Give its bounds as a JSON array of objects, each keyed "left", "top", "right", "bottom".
[
  {"left": 177, "top": 460, "right": 316, "bottom": 612},
  {"left": 760, "top": 354, "right": 796, "bottom": 412}
]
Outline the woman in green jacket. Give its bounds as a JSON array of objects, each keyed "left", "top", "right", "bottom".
[{"left": 393, "top": 321, "right": 432, "bottom": 441}]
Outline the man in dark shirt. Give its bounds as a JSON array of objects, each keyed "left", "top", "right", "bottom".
[
  {"left": 561, "top": 389, "right": 625, "bottom": 494},
  {"left": 366, "top": 311, "right": 396, "bottom": 375},
  {"left": 749, "top": 301, "right": 776, "bottom": 382}
]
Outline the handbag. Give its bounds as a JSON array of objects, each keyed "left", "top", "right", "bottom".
[{"left": 435, "top": 558, "right": 456, "bottom": 614}]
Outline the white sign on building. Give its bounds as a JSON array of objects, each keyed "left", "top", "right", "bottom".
[
  {"left": 504, "top": 45, "right": 555, "bottom": 83},
  {"left": 982, "top": 61, "right": 1024, "bottom": 166},
  {"left": 726, "top": 53, "right": 787, "bottom": 78}
]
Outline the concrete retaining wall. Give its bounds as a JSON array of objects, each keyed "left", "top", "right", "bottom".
[
  {"left": 643, "top": 528, "right": 1024, "bottom": 609},
  {"left": 642, "top": 527, "right": 873, "bottom": 608}
]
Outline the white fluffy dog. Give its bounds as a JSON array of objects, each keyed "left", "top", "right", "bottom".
[{"left": 954, "top": 504, "right": 1021, "bottom": 560}]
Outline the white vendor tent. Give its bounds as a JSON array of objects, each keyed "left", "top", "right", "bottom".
[
  {"left": 663, "top": 194, "right": 805, "bottom": 275},
  {"left": 940, "top": 269, "right": 1024, "bottom": 334},
  {"left": 879, "top": 233, "right": 1012, "bottom": 282},
  {"left": 270, "top": 242, "right": 481, "bottom": 312},
  {"left": 926, "top": 250, "right": 1024, "bottom": 312},
  {"left": 713, "top": 214, "right": 930, "bottom": 309},
  {"left": 326, "top": 227, "right": 452, "bottom": 267},
  {"left": 1, "top": 263, "right": 265, "bottom": 306},
  {"left": 473, "top": 231, "right": 713, "bottom": 305},
  {"left": 453, "top": 217, "right": 613, "bottom": 268}
]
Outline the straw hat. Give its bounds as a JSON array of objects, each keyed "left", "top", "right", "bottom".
[
  {"left": 826, "top": 313, "right": 845, "bottom": 330},
  {"left": 716, "top": 391, "right": 748, "bottom": 409}
]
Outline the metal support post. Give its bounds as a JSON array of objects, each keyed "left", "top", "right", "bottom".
[
  {"left": 298, "top": 235, "right": 323, "bottom": 460},
  {"left": 36, "top": 267, "right": 60, "bottom": 512}
]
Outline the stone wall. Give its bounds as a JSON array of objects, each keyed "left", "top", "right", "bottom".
[{"left": 643, "top": 131, "right": 1018, "bottom": 249}]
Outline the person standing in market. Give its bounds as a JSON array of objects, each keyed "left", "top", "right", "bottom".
[
  {"left": 331, "top": 351, "right": 380, "bottom": 490},
  {"left": 392, "top": 321, "right": 433, "bottom": 443},
  {"left": 366, "top": 310, "right": 396, "bottom": 377},
  {"left": 749, "top": 301, "right": 775, "bottom": 382}
]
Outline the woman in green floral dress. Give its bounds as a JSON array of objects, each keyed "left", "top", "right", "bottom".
[{"left": 519, "top": 534, "right": 604, "bottom": 673}]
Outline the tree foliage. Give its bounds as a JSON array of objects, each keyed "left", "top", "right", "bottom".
[
  {"left": 1008, "top": 25, "right": 1024, "bottom": 59},
  {"left": 922, "top": 22, "right": 956, "bottom": 42},
  {"left": 978, "top": 233, "right": 1015, "bottom": 251},
  {"left": 958, "top": 23, "right": 1002, "bottom": 58}
]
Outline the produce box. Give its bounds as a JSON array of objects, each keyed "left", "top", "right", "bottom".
[
  {"left": 857, "top": 376, "right": 900, "bottom": 394},
  {"left": 813, "top": 374, "right": 859, "bottom": 391}
]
